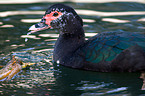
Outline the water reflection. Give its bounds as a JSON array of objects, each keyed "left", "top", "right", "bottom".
[
  {"left": 0, "top": 0, "right": 145, "bottom": 4},
  {"left": 1, "top": 10, "right": 145, "bottom": 18},
  {"left": 102, "top": 18, "right": 130, "bottom": 23},
  {"left": 51, "top": 66, "right": 144, "bottom": 96},
  {"left": 0, "top": 0, "right": 145, "bottom": 96},
  {"left": 0, "top": 24, "right": 14, "bottom": 28},
  {"left": 21, "top": 19, "right": 41, "bottom": 23},
  {"left": 140, "top": 73, "right": 145, "bottom": 90},
  {"left": 0, "top": 11, "right": 44, "bottom": 17},
  {"left": 76, "top": 9, "right": 145, "bottom": 17}
]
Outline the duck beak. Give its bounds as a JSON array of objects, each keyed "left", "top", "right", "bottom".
[{"left": 28, "top": 20, "right": 50, "bottom": 32}]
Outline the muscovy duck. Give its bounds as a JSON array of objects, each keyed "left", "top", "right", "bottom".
[{"left": 29, "top": 4, "right": 145, "bottom": 72}]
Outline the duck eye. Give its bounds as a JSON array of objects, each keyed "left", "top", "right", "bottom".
[{"left": 53, "top": 12, "right": 59, "bottom": 17}]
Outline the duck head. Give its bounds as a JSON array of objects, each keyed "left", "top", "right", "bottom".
[{"left": 29, "top": 4, "right": 83, "bottom": 34}]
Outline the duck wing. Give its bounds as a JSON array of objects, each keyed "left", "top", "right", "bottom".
[{"left": 81, "top": 31, "right": 145, "bottom": 64}]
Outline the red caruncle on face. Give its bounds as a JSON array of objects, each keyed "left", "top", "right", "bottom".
[{"left": 43, "top": 11, "right": 63, "bottom": 25}]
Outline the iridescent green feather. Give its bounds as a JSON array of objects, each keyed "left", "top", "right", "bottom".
[{"left": 82, "top": 31, "right": 145, "bottom": 64}]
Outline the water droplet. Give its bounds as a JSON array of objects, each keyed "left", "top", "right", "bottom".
[
  {"left": 60, "top": 8, "right": 64, "bottom": 11},
  {"left": 24, "top": 31, "right": 37, "bottom": 42},
  {"left": 56, "top": 60, "right": 60, "bottom": 64},
  {"left": 25, "top": 38, "right": 28, "bottom": 42}
]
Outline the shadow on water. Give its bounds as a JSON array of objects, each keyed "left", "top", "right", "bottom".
[{"left": 0, "top": 0, "right": 145, "bottom": 95}]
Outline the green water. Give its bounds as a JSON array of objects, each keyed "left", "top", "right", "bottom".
[{"left": 0, "top": 1, "right": 145, "bottom": 96}]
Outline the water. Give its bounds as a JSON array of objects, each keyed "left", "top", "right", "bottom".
[{"left": 0, "top": 0, "right": 145, "bottom": 96}]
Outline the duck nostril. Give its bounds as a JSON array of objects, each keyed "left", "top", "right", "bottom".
[
  {"left": 41, "top": 18, "right": 46, "bottom": 23},
  {"left": 35, "top": 23, "right": 40, "bottom": 28}
]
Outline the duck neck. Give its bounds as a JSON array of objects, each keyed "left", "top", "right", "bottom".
[{"left": 53, "top": 24, "right": 85, "bottom": 64}]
